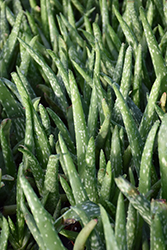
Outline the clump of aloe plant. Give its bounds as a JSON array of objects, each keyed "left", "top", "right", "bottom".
[{"left": 0, "top": 0, "right": 167, "bottom": 249}]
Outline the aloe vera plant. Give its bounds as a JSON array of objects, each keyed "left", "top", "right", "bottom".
[{"left": 0, "top": 0, "right": 167, "bottom": 249}]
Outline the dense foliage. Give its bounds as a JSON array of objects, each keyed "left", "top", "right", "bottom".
[{"left": 0, "top": 0, "right": 167, "bottom": 249}]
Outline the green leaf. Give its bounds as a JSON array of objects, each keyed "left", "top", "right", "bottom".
[
  {"left": 140, "top": 7, "right": 167, "bottom": 94},
  {"left": 85, "top": 137, "right": 98, "bottom": 203},
  {"left": 99, "top": 204, "right": 119, "bottom": 250},
  {"left": 0, "top": 124, "right": 16, "bottom": 178},
  {"left": 120, "top": 46, "right": 133, "bottom": 100},
  {"left": 115, "top": 192, "right": 127, "bottom": 250},
  {"left": 18, "top": 146, "right": 44, "bottom": 196},
  {"left": 113, "top": 5, "right": 138, "bottom": 50},
  {"left": 0, "top": 216, "right": 9, "bottom": 250},
  {"left": 110, "top": 125, "right": 123, "bottom": 177},
  {"left": 73, "top": 219, "right": 98, "bottom": 250},
  {"left": 139, "top": 121, "right": 159, "bottom": 195},
  {"left": 158, "top": 113, "right": 167, "bottom": 200},
  {"left": 20, "top": 169, "right": 66, "bottom": 250},
  {"left": 139, "top": 75, "right": 162, "bottom": 143},
  {"left": 20, "top": 200, "right": 45, "bottom": 250},
  {"left": 126, "top": 203, "right": 137, "bottom": 250},
  {"left": 47, "top": 107, "right": 75, "bottom": 154},
  {"left": 150, "top": 199, "right": 167, "bottom": 250},
  {"left": 0, "top": 78, "right": 25, "bottom": 141},
  {"left": 18, "top": 38, "right": 68, "bottom": 114},
  {"left": 105, "top": 77, "right": 143, "bottom": 176},
  {"left": 69, "top": 70, "right": 88, "bottom": 179},
  {"left": 115, "top": 176, "right": 151, "bottom": 225},
  {"left": 0, "top": 12, "right": 23, "bottom": 77},
  {"left": 100, "top": 161, "right": 113, "bottom": 202},
  {"left": 59, "top": 175, "right": 75, "bottom": 206},
  {"left": 58, "top": 133, "right": 88, "bottom": 204}
]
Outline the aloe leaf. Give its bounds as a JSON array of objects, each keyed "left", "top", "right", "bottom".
[
  {"left": 113, "top": 5, "right": 138, "bottom": 50},
  {"left": 107, "top": 24, "right": 121, "bottom": 52},
  {"left": 54, "top": 200, "right": 100, "bottom": 232},
  {"left": 47, "top": 50, "right": 71, "bottom": 97},
  {"left": 21, "top": 97, "right": 34, "bottom": 153},
  {"left": 139, "top": 75, "right": 162, "bottom": 142},
  {"left": 150, "top": 199, "right": 167, "bottom": 250},
  {"left": 32, "top": 103, "right": 51, "bottom": 169},
  {"left": 115, "top": 176, "right": 151, "bottom": 225},
  {"left": 40, "top": 0, "right": 50, "bottom": 41},
  {"left": 126, "top": 203, "right": 137, "bottom": 250},
  {"left": 84, "top": 15, "right": 93, "bottom": 34},
  {"left": 110, "top": 125, "right": 123, "bottom": 177},
  {"left": 18, "top": 146, "right": 44, "bottom": 196},
  {"left": 19, "top": 35, "right": 38, "bottom": 77},
  {"left": 151, "top": 199, "right": 167, "bottom": 246},
  {"left": 71, "top": 59, "right": 93, "bottom": 88},
  {"left": 99, "top": 204, "right": 119, "bottom": 250},
  {"left": 93, "top": 42, "right": 103, "bottom": 83},
  {"left": 47, "top": 107, "right": 75, "bottom": 154},
  {"left": 101, "top": 0, "right": 109, "bottom": 33},
  {"left": 1, "top": 77, "right": 21, "bottom": 104},
  {"left": 100, "top": 161, "right": 113, "bottom": 202},
  {"left": 127, "top": 0, "right": 142, "bottom": 42},
  {"left": 58, "top": 133, "right": 88, "bottom": 204},
  {"left": 155, "top": 103, "right": 165, "bottom": 120},
  {"left": 158, "top": 113, "right": 167, "bottom": 200},
  {"left": 25, "top": 11, "right": 38, "bottom": 36},
  {"left": 85, "top": 137, "right": 98, "bottom": 203},
  {"left": 73, "top": 219, "right": 98, "bottom": 250},
  {"left": 0, "top": 1, "right": 9, "bottom": 47},
  {"left": 87, "top": 85, "right": 98, "bottom": 138},
  {"left": 112, "top": 45, "right": 132, "bottom": 125},
  {"left": 60, "top": 13, "right": 84, "bottom": 48},
  {"left": 153, "top": 0, "right": 166, "bottom": 26},
  {"left": 8, "top": 217, "right": 20, "bottom": 249},
  {"left": 71, "top": 0, "right": 84, "bottom": 14},
  {"left": 20, "top": 200, "right": 45, "bottom": 250},
  {"left": 115, "top": 192, "right": 127, "bottom": 250},
  {"left": 0, "top": 124, "right": 16, "bottom": 178},
  {"left": 59, "top": 175, "right": 75, "bottom": 206},
  {"left": 120, "top": 46, "right": 133, "bottom": 100},
  {"left": 133, "top": 44, "right": 142, "bottom": 108},
  {"left": 56, "top": 15, "right": 69, "bottom": 44},
  {"left": 92, "top": 22, "right": 102, "bottom": 48},
  {"left": 20, "top": 171, "right": 66, "bottom": 250},
  {"left": 139, "top": 121, "right": 159, "bottom": 195},
  {"left": 0, "top": 78, "right": 25, "bottom": 141},
  {"left": 16, "top": 67, "right": 36, "bottom": 99},
  {"left": 0, "top": 12, "right": 23, "bottom": 77},
  {"left": 11, "top": 72, "right": 30, "bottom": 108},
  {"left": 67, "top": 1, "right": 75, "bottom": 28},
  {"left": 95, "top": 97, "right": 111, "bottom": 151},
  {"left": 16, "top": 163, "right": 25, "bottom": 243},
  {"left": 39, "top": 104, "right": 51, "bottom": 137},
  {"left": 18, "top": 38, "right": 68, "bottom": 114},
  {"left": 164, "top": 0, "right": 167, "bottom": 24},
  {"left": 151, "top": 212, "right": 165, "bottom": 250},
  {"left": 43, "top": 155, "right": 60, "bottom": 214},
  {"left": 69, "top": 70, "right": 88, "bottom": 179},
  {"left": 44, "top": 155, "right": 59, "bottom": 194},
  {"left": 113, "top": 43, "right": 126, "bottom": 84},
  {"left": 79, "top": 28, "right": 95, "bottom": 48},
  {"left": 71, "top": 205, "right": 103, "bottom": 250},
  {"left": 0, "top": 216, "right": 9, "bottom": 250},
  {"left": 97, "top": 150, "right": 106, "bottom": 190},
  {"left": 140, "top": 7, "right": 167, "bottom": 94},
  {"left": 160, "top": 92, "right": 167, "bottom": 113},
  {"left": 105, "top": 76, "right": 143, "bottom": 175}
]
